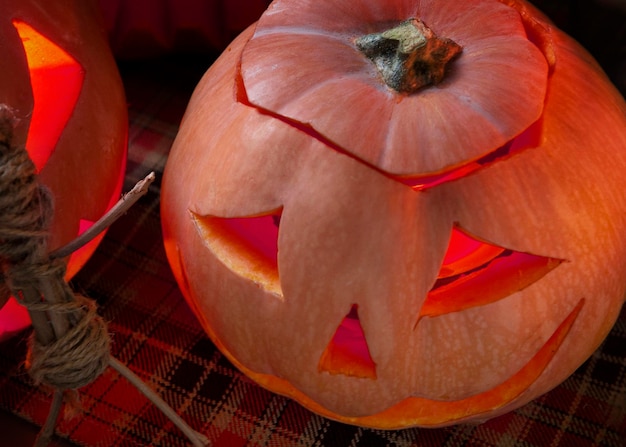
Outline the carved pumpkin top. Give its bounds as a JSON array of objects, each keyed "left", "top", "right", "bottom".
[{"left": 240, "top": 0, "right": 549, "bottom": 176}]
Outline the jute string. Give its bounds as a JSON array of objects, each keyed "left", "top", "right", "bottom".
[
  {"left": 0, "top": 106, "right": 208, "bottom": 446},
  {"left": 0, "top": 106, "right": 110, "bottom": 390}
]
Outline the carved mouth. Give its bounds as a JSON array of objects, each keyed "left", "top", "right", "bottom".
[{"left": 315, "top": 297, "right": 583, "bottom": 428}]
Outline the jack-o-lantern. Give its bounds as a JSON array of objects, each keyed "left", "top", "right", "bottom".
[
  {"left": 161, "top": 0, "right": 626, "bottom": 428},
  {"left": 0, "top": 0, "right": 127, "bottom": 340}
]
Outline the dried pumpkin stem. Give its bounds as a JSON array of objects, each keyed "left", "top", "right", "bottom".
[{"left": 355, "top": 18, "right": 462, "bottom": 94}]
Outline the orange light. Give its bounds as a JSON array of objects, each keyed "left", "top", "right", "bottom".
[
  {"left": 192, "top": 211, "right": 282, "bottom": 296},
  {"left": 438, "top": 226, "right": 505, "bottom": 278},
  {"left": 0, "top": 296, "right": 31, "bottom": 342},
  {"left": 398, "top": 120, "right": 542, "bottom": 191},
  {"left": 418, "top": 226, "right": 563, "bottom": 320},
  {"left": 13, "top": 19, "right": 84, "bottom": 172}
]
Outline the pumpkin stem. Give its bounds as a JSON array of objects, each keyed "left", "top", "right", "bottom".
[{"left": 355, "top": 19, "right": 462, "bottom": 94}]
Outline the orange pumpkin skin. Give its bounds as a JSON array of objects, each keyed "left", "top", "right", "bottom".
[
  {"left": 0, "top": 0, "right": 127, "bottom": 339},
  {"left": 161, "top": 0, "right": 626, "bottom": 428}
]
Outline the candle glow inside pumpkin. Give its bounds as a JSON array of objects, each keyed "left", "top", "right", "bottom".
[{"left": 0, "top": 20, "right": 125, "bottom": 340}]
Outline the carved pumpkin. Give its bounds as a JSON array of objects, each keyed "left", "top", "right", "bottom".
[
  {"left": 161, "top": 0, "right": 626, "bottom": 428},
  {"left": 0, "top": 0, "right": 127, "bottom": 340}
]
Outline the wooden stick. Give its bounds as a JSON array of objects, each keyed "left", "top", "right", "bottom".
[
  {"left": 9, "top": 171, "right": 210, "bottom": 446},
  {"left": 34, "top": 390, "right": 63, "bottom": 447},
  {"left": 50, "top": 172, "right": 156, "bottom": 260},
  {"left": 109, "top": 357, "right": 210, "bottom": 446}
]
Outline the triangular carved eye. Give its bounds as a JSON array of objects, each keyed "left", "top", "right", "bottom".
[
  {"left": 318, "top": 304, "right": 377, "bottom": 380},
  {"left": 13, "top": 19, "right": 84, "bottom": 173},
  {"left": 191, "top": 209, "right": 282, "bottom": 297},
  {"left": 418, "top": 225, "right": 563, "bottom": 322}
]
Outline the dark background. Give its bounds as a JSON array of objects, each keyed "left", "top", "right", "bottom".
[
  {"left": 531, "top": 0, "right": 625, "bottom": 95},
  {"left": 102, "top": 0, "right": 626, "bottom": 97}
]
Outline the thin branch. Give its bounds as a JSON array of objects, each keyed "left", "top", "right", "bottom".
[
  {"left": 13, "top": 170, "right": 210, "bottom": 446},
  {"left": 50, "top": 172, "right": 156, "bottom": 260},
  {"left": 34, "top": 390, "right": 63, "bottom": 447},
  {"left": 109, "top": 357, "right": 210, "bottom": 447}
]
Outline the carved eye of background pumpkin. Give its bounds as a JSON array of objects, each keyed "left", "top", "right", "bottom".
[
  {"left": 14, "top": 19, "right": 83, "bottom": 172},
  {"left": 162, "top": 0, "right": 626, "bottom": 428},
  {"left": 0, "top": 1, "right": 127, "bottom": 340}
]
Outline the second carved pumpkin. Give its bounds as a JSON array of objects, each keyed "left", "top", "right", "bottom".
[{"left": 0, "top": 0, "right": 127, "bottom": 340}]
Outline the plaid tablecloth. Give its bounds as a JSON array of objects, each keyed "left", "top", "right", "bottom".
[{"left": 1, "top": 2, "right": 626, "bottom": 446}]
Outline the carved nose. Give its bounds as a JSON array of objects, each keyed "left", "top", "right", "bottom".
[{"left": 318, "top": 304, "right": 377, "bottom": 380}]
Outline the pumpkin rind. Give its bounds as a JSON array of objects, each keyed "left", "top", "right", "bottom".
[{"left": 162, "top": 0, "right": 626, "bottom": 428}]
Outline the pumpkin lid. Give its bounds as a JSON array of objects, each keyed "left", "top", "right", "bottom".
[{"left": 239, "top": 0, "right": 549, "bottom": 176}]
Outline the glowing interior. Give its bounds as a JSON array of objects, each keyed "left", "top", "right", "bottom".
[
  {"left": 61, "top": 219, "right": 96, "bottom": 276},
  {"left": 437, "top": 226, "right": 505, "bottom": 278},
  {"left": 191, "top": 210, "right": 282, "bottom": 297},
  {"left": 13, "top": 19, "right": 84, "bottom": 172},
  {"left": 396, "top": 143, "right": 513, "bottom": 190},
  {"left": 418, "top": 225, "right": 563, "bottom": 320},
  {"left": 0, "top": 297, "right": 31, "bottom": 342},
  {"left": 318, "top": 304, "right": 377, "bottom": 379}
]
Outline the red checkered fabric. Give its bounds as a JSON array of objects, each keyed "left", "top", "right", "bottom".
[{"left": 1, "top": 1, "right": 626, "bottom": 445}]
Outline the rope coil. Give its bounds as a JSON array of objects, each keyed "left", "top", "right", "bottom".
[
  {"left": 0, "top": 106, "right": 206, "bottom": 445},
  {"left": 0, "top": 106, "right": 110, "bottom": 391},
  {"left": 26, "top": 295, "right": 110, "bottom": 390}
]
